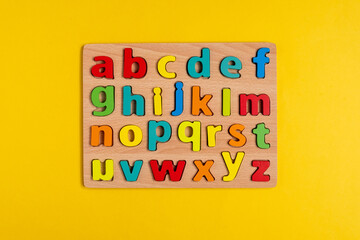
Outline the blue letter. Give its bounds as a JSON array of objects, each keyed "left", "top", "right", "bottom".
[
  {"left": 187, "top": 48, "right": 210, "bottom": 78},
  {"left": 122, "top": 86, "right": 145, "bottom": 116},
  {"left": 252, "top": 48, "right": 270, "bottom": 78},
  {"left": 171, "top": 81, "right": 184, "bottom": 116},
  {"left": 220, "top": 56, "right": 242, "bottom": 78},
  {"left": 119, "top": 160, "right": 143, "bottom": 181},
  {"left": 148, "top": 120, "right": 172, "bottom": 151}
]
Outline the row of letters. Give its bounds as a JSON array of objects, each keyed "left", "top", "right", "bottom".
[{"left": 92, "top": 152, "right": 270, "bottom": 182}]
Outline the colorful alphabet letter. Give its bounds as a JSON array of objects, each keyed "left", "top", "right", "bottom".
[{"left": 83, "top": 43, "right": 277, "bottom": 188}]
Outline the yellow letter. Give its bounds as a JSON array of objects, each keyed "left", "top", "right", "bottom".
[
  {"left": 178, "top": 121, "right": 201, "bottom": 151},
  {"left": 153, "top": 87, "right": 162, "bottom": 116},
  {"left": 119, "top": 125, "right": 143, "bottom": 147},
  {"left": 221, "top": 151, "right": 244, "bottom": 181},
  {"left": 157, "top": 55, "right": 176, "bottom": 78},
  {"left": 206, "top": 125, "right": 222, "bottom": 147},
  {"left": 92, "top": 159, "right": 114, "bottom": 181}
]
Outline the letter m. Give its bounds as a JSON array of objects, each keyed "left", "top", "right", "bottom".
[
  {"left": 240, "top": 94, "right": 270, "bottom": 116},
  {"left": 149, "top": 160, "right": 186, "bottom": 181}
]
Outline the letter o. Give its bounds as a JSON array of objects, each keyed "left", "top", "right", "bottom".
[{"left": 119, "top": 125, "right": 143, "bottom": 147}]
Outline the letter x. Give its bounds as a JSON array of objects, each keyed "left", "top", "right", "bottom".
[{"left": 193, "top": 160, "right": 215, "bottom": 182}]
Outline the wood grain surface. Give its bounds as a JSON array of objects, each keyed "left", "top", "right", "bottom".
[{"left": 83, "top": 43, "right": 277, "bottom": 188}]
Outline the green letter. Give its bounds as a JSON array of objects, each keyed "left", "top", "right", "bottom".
[
  {"left": 90, "top": 86, "right": 115, "bottom": 116},
  {"left": 252, "top": 123, "right": 270, "bottom": 149}
]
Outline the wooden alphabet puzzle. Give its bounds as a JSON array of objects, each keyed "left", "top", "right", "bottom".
[{"left": 83, "top": 43, "right": 277, "bottom": 188}]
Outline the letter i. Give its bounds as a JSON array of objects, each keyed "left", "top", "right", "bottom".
[
  {"left": 222, "top": 88, "right": 231, "bottom": 116},
  {"left": 171, "top": 81, "right": 184, "bottom": 116},
  {"left": 153, "top": 87, "right": 162, "bottom": 116}
]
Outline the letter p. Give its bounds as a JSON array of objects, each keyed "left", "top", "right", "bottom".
[{"left": 148, "top": 120, "right": 172, "bottom": 151}]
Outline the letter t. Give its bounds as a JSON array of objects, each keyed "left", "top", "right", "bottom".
[{"left": 252, "top": 123, "right": 270, "bottom": 149}]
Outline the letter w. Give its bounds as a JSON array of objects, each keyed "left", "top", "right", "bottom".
[{"left": 149, "top": 160, "right": 186, "bottom": 181}]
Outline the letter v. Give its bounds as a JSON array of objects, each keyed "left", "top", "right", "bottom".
[{"left": 119, "top": 160, "right": 143, "bottom": 182}]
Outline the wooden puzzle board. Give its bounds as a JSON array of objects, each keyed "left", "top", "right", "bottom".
[{"left": 83, "top": 43, "right": 277, "bottom": 188}]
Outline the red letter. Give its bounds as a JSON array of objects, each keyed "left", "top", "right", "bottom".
[
  {"left": 251, "top": 160, "right": 270, "bottom": 182},
  {"left": 91, "top": 56, "right": 114, "bottom": 79},
  {"left": 123, "top": 48, "right": 147, "bottom": 78},
  {"left": 149, "top": 160, "right": 186, "bottom": 181},
  {"left": 239, "top": 94, "right": 270, "bottom": 116}
]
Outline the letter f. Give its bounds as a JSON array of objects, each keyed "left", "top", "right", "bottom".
[{"left": 252, "top": 48, "right": 270, "bottom": 78}]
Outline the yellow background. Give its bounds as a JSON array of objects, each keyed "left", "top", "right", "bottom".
[{"left": 1, "top": 0, "right": 359, "bottom": 239}]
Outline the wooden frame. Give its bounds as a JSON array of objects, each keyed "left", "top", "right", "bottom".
[{"left": 83, "top": 43, "right": 277, "bottom": 188}]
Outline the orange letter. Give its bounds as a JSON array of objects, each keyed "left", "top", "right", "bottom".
[
  {"left": 192, "top": 160, "right": 215, "bottom": 182},
  {"left": 191, "top": 86, "right": 213, "bottom": 116},
  {"left": 228, "top": 124, "right": 246, "bottom": 147},
  {"left": 91, "top": 125, "right": 113, "bottom": 146}
]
